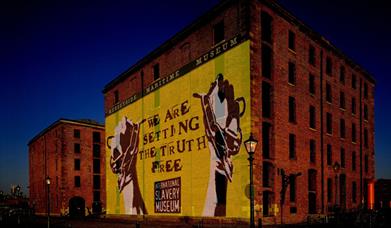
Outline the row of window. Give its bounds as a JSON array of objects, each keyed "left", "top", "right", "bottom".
[
  {"left": 325, "top": 113, "right": 370, "bottom": 147},
  {"left": 264, "top": 77, "right": 369, "bottom": 124},
  {"left": 286, "top": 22, "right": 370, "bottom": 99},
  {"left": 287, "top": 174, "right": 358, "bottom": 206},
  {"left": 288, "top": 135, "right": 369, "bottom": 173},
  {"left": 74, "top": 175, "right": 101, "bottom": 189},
  {"left": 263, "top": 8, "right": 370, "bottom": 98},
  {"left": 74, "top": 143, "right": 101, "bottom": 157},
  {"left": 288, "top": 62, "right": 370, "bottom": 117},
  {"left": 287, "top": 99, "right": 370, "bottom": 147},
  {"left": 262, "top": 171, "right": 360, "bottom": 216},
  {"left": 74, "top": 158, "right": 101, "bottom": 173},
  {"left": 262, "top": 123, "right": 370, "bottom": 163},
  {"left": 327, "top": 59, "right": 370, "bottom": 99},
  {"left": 326, "top": 179, "right": 358, "bottom": 204},
  {"left": 74, "top": 130, "right": 101, "bottom": 143}
]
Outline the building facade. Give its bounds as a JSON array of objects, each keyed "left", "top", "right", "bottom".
[
  {"left": 103, "top": 0, "right": 375, "bottom": 224},
  {"left": 29, "top": 119, "right": 105, "bottom": 216},
  {"left": 375, "top": 179, "right": 391, "bottom": 209}
]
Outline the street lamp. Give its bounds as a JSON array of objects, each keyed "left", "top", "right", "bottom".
[
  {"left": 46, "top": 176, "right": 51, "bottom": 228},
  {"left": 333, "top": 162, "right": 340, "bottom": 211},
  {"left": 244, "top": 133, "right": 258, "bottom": 228}
]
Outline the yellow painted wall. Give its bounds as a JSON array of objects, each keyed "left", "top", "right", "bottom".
[{"left": 105, "top": 41, "right": 250, "bottom": 218}]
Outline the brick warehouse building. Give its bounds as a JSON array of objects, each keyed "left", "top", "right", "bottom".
[
  {"left": 102, "top": 0, "right": 375, "bottom": 224},
  {"left": 28, "top": 119, "right": 105, "bottom": 216}
]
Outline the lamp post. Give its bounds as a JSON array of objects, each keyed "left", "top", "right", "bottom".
[
  {"left": 15, "top": 185, "right": 21, "bottom": 197},
  {"left": 244, "top": 133, "right": 258, "bottom": 228},
  {"left": 333, "top": 162, "right": 340, "bottom": 211},
  {"left": 46, "top": 176, "right": 51, "bottom": 228}
]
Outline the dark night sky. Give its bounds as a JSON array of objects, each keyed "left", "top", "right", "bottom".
[{"left": 0, "top": 0, "right": 390, "bottom": 194}]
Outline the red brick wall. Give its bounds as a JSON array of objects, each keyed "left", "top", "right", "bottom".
[
  {"left": 249, "top": 0, "right": 375, "bottom": 224},
  {"left": 29, "top": 121, "right": 105, "bottom": 215},
  {"left": 102, "top": 0, "right": 375, "bottom": 224}
]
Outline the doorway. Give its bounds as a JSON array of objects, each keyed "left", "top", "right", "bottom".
[{"left": 69, "top": 196, "right": 85, "bottom": 217}]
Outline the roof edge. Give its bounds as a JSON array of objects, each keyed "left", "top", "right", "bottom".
[
  {"left": 28, "top": 118, "right": 104, "bottom": 146},
  {"left": 261, "top": 0, "right": 375, "bottom": 84},
  {"left": 102, "top": 0, "right": 236, "bottom": 94}
]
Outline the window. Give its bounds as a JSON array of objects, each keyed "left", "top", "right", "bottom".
[
  {"left": 340, "top": 91, "right": 345, "bottom": 109},
  {"left": 308, "top": 169, "right": 317, "bottom": 192},
  {"left": 364, "top": 104, "right": 368, "bottom": 120},
  {"left": 308, "top": 192, "right": 317, "bottom": 214},
  {"left": 364, "top": 82, "right": 368, "bottom": 99},
  {"left": 326, "top": 57, "right": 332, "bottom": 75},
  {"left": 340, "top": 66, "right": 345, "bottom": 84},
  {"left": 309, "top": 105, "right": 316, "bottom": 129},
  {"left": 327, "top": 178, "right": 332, "bottom": 203},
  {"left": 93, "top": 175, "right": 100, "bottom": 189},
  {"left": 263, "top": 162, "right": 272, "bottom": 187},
  {"left": 309, "top": 45, "right": 315, "bottom": 65},
  {"left": 352, "top": 181, "right": 357, "bottom": 203},
  {"left": 74, "top": 159, "right": 80, "bottom": 171},
  {"left": 352, "top": 123, "right": 356, "bottom": 143},
  {"left": 326, "top": 83, "right": 332, "bottom": 103},
  {"left": 213, "top": 20, "right": 224, "bottom": 44},
  {"left": 340, "top": 119, "right": 346, "bottom": 139},
  {"left": 262, "top": 122, "right": 272, "bottom": 159},
  {"left": 93, "top": 144, "right": 100, "bottom": 158},
  {"left": 288, "top": 30, "right": 295, "bottom": 51},
  {"left": 93, "top": 132, "right": 100, "bottom": 143},
  {"left": 114, "top": 90, "right": 119, "bottom": 104},
  {"left": 289, "top": 133, "right": 296, "bottom": 159},
  {"left": 310, "top": 139, "right": 316, "bottom": 163},
  {"left": 288, "top": 62, "right": 296, "bottom": 85},
  {"left": 364, "top": 128, "right": 369, "bottom": 148},
  {"left": 93, "top": 159, "right": 100, "bottom": 174},
  {"left": 326, "top": 113, "right": 332, "bottom": 134},
  {"left": 74, "top": 176, "right": 81, "bottom": 187},
  {"left": 261, "top": 11, "right": 273, "bottom": 43},
  {"left": 352, "top": 74, "right": 357, "bottom": 89},
  {"left": 365, "top": 154, "right": 369, "bottom": 173},
  {"left": 289, "top": 175, "right": 296, "bottom": 202},
  {"left": 262, "top": 82, "right": 272, "bottom": 118},
  {"left": 309, "top": 74, "right": 316, "bottom": 95},
  {"left": 262, "top": 46, "right": 272, "bottom": 78},
  {"left": 340, "top": 147, "right": 345, "bottom": 168},
  {"left": 352, "top": 151, "right": 356, "bottom": 171},
  {"left": 93, "top": 191, "right": 100, "bottom": 202},
  {"left": 74, "top": 143, "right": 80, "bottom": 153},
  {"left": 290, "top": 207, "right": 297, "bottom": 214},
  {"left": 351, "top": 97, "right": 356, "bottom": 114},
  {"left": 153, "top": 63, "right": 160, "bottom": 80},
  {"left": 263, "top": 191, "right": 272, "bottom": 216},
  {"left": 289, "top": 96, "right": 296, "bottom": 123},
  {"left": 327, "top": 144, "right": 332, "bottom": 166},
  {"left": 74, "top": 129, "right": 80, "bottom": 139}
]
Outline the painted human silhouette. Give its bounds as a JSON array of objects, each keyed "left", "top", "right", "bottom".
[
  {"left": 107, "top": 117, "right": 147, "bottom": 215},
  {"left": 193, "top": 73, "right": 245, "bottom": 216}
]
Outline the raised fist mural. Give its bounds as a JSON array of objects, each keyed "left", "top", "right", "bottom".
[
  {"left": 193, "top": 73, "right": 246, "bottom": 216},
  {"left": 107, "top": 117, "right": 147, "bottom": 215}
]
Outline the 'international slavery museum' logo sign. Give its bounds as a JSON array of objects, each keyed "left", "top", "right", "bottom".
[{"left": 105, "top": 36, "right": 252, "bottom": 218}]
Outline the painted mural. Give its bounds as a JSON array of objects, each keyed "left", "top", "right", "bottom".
[{"left": 106, "top": 39, "right": 251, "bottom": 218}]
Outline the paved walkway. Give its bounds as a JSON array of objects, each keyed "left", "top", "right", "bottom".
[{"left": 3, "top": 215, "right": 252, "bottom": 228}]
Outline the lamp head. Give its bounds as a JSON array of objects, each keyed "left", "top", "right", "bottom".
[
  {"left": 333, "top": 162, "right": 340, "bottom": 172},
  {"left": 244, "top": 133, "right": 258, "bottom": 155}
]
